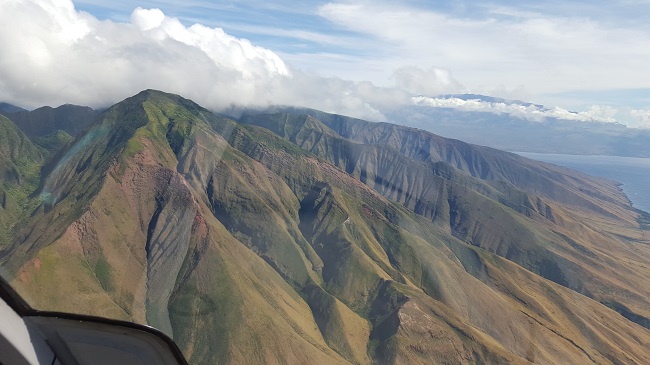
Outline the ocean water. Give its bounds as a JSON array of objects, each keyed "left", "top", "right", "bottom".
[{"left": 516, "top": 153, "right": 650, "bottom": 214}]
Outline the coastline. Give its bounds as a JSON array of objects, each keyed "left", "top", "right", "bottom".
[{"left": 514, "top": 152, "right": 650, "bottom": 214}]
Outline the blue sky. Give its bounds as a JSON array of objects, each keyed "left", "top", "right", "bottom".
[
  {"left": 1, "top": 0, "right": 649, "bottom": 126},
  {"left": 70, "top": 2, "right": 649, "bottom": 73}
]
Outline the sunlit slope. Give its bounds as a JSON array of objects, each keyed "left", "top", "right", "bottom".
[
  {"left": 0, "top": 90, "right": 648, "bottom": 364},
  {"left": 242, "top": 110, "right": 650, "bottom": 330}
]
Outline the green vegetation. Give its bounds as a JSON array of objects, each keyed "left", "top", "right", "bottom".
[
  {"left": 94, "top": 252, "right": 114, "bottom": 291},
  {"left": 32, "top": 130, "right": 74, "bottom": 156},
  {"left": 0, "top": 115, "right": 44, "bottom": 246}
]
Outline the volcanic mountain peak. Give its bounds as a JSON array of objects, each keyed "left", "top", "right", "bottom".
[{"left": 426, "top": 93, "right": 546, "bottom": 108}]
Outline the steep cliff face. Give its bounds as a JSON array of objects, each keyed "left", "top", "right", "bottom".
[{"left": 1, "top": 91, "right": 649, "bottom": 365}]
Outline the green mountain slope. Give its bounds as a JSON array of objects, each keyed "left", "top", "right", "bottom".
[
  {"left": 0, "top": 115, "right": 44, "bottom": 245},
  {"left": 2, "top": 104, "right": 97, "bottom": 157},
  {"left": 0, "top": 90, "right": 649, "bottom": 364}
]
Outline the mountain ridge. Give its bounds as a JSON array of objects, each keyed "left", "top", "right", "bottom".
[{"left": 2, "top": 103, "right": 97, "bottom": 137}]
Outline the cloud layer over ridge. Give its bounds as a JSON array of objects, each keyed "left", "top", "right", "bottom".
[{"left": 412, "top": 96, "right": 619, "bottom": 124}]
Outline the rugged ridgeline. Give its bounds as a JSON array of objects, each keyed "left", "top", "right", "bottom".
[
  {"left": 0, "top": 91, "right": 649, "bottom": 365},
  {"left": 240, "top": 109, "right": 650, "bottom": 326},
  {"left": 1, "top": 104, "right": 98, "bottom": 157}
]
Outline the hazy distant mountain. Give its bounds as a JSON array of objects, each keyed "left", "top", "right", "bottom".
[
  {"left": 436, "top": 94, "right": 545, "bottom": 108},
  {"left": 1, "top": 104, "right": 98, "bottom": 157},
  {"left": 386, "top": 94, "right": 650, "bottom": 157},
  {"left": 0, "top": 102, "right": 26, "bottom": 114},
  {"left": 1, "top": 90, "right": 649, "bottom": 364},
  {"left": 3, "top": 103, "right": 97, "bottom": 137}
]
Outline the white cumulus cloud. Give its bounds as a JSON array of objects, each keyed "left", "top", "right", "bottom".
[
  {"left": 129, "top": 7, "right": 290, "bottom": 78},
  {"left": 0, "top": 0, "right": 402, "bottom": 121},
  {"left": 630, "top": 109, "right": 650, "bottom": 129},
  {"left": 391, "top": 66, "right": 464, "bottom": 96},
  {"left": 0, "top": 0, "right": 287, "bottom": 109},
  {"left": 131, "top": 7, "right": 165, "bottom": 31}
]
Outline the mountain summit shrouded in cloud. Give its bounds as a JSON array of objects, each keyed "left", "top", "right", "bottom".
[
  {"left": 411, "top": 95, "right": 618, "bottom": 124},
  {"left": 387, "top": 94, "right": 650, "bottom": 156}
]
